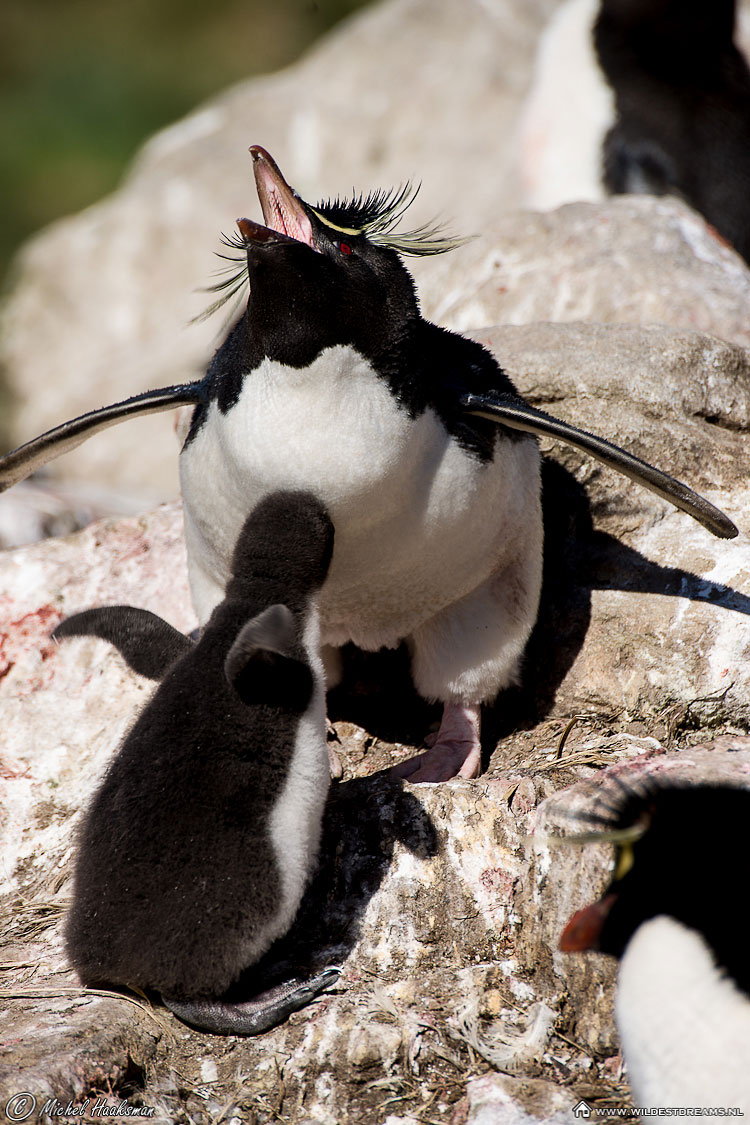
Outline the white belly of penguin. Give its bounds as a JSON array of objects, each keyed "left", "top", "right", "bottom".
[{"left": 180, "top": 344, "right": 539, "bottom": 648}]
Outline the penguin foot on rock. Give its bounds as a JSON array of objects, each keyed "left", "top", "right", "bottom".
[{"left": 392, "top": 703, "right": 481, "bottom": 783}]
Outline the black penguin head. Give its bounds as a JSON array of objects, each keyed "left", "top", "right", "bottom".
[
  {"left": 559, "top": 780, "right": 750, "bottom": 993},
  {"left": 224, "top": 489, "right": 335, "bottom": 605},
  {"left": 207, "top": 145, "right": 467, "bottom": 365}
]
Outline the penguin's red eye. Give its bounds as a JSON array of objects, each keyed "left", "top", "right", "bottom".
[{"left": 338, "top": 242, "right": 352, "bottom": 255}]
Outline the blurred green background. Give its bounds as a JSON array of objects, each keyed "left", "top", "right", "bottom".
[{"left": 0, "top": 0, "right": 371, "bottom": 292}]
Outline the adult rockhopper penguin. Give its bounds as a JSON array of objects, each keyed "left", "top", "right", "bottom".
[
  {"left": 0, "top": 146, "right": 737, "bottom": 783},
  {"left": 560, "top": 780, "right": 750, "bottom": 1111},
  {"left": 179, "top": 147, "right": 549, "bottom": 784}
]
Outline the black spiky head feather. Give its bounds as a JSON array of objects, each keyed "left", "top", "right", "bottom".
[{"left": 309, "top": 182, "right": 469, "bottom": 258}]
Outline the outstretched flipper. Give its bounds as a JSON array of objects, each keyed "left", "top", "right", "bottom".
[
  {"left": 0, "top": 383, "right": 205, "bottom": 493},
  {"left": 53, "top": 606, "right": 193, "bottom": 681},
  {"left": 163, "top": 966, "right": 341, "bottom": 1036},
  {"left": 461, "top": 392, "right": 738, "bottom": 540}
]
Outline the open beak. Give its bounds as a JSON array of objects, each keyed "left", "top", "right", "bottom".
[
  {"left": 236, "top": 145, "right": 316, "bottom": 250},
  {"left": 235, "top": 217, "right": 299, "bottom": 246}
]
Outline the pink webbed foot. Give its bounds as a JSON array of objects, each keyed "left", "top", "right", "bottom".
[{"left": 391, "top": 704, "right": 481, "bottom": 783}]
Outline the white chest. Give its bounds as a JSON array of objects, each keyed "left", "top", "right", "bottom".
[
  {"left": 616, "top": 916, "right": 750, "bottom": 1112},
  {"left": 180, "top": 345, "right": 540, "bottom": 646}
]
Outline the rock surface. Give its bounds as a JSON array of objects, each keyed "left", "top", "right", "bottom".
[
  {"left": 1, "top": 513, "right": 748, "bottom": 1121},
  {"left": 422, "top": 197, "right": 750, "bottom": 348},
  {"left": 474, "top": 321, "right": 750, "bottom": 733},
  {"left": 1, "top": 313, "right": 749, "bottom": 1118},
  {"left": 1, "top": 0, "right": 750, "bottom": 1118}
]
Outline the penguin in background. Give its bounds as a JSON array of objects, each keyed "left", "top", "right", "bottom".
[
  {"left": 559, "top": 779, "right": 750, "bottom": 1112},
  {"left": 55, "top": 490, "right": 339, "bottom": 1035},
  {"left": 0, "top": 146, "right": 736, "bottom": 783},
  {"left": 518, "top": 0, "right": 750, "bottom": 264}
]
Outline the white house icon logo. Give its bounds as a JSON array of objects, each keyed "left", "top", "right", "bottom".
[{"left": 573, "top": 1101, "right": 592, "bottom": 1119}]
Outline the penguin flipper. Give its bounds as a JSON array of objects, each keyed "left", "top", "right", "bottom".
[
  {"left": 0, "top": 383, "right": 204, "bottom": 494},
  {"left": 53, "top": 606, "right": 193, "bottom": 681},
  {"left": 162, "top": 967, "right": 341, "bottom": 1036},
  {"left": 461, "top": 392, "right": 738, "bottom": 540}
]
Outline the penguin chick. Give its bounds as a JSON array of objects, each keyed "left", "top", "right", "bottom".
[
  {"left": 0, "top": 148, "right": 735, "bottom": 784},
  {"left": 520, "top": 0, "right": 750, "bottom": 263},
  {"left": 56, "top": 490, "right": 338, "bottom": 1035},
  {"left": 559, "top": 781, "right": 750, "bottom": 1111}
]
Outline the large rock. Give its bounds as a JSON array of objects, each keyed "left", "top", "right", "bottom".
[
  {"left": 1, "top": 503, "right": 748, "bottom": 1119},
  {"left": 422, "top": 197, "right": 750, "bottom": 348},
  {"left": 0, "top": 0, "right": 558, "bottom": 498},
  {"left": 474, "top": 321, "right": 750, "bottom": 732},
  {"left": 1, "top": 317, "right": 749, "bottom": 1118}
]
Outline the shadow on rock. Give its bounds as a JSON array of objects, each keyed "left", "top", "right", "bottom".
[
  {"left": 318, "top": 458, "right": 746, "bottom": 763},
  {"left": 327, "top": 641, "right": 439, "bottom": 742},
  {"left": 586, "top": 530, "right": 750, "bottom": 612},
  {"left": 211, "top": 777, "right": 439, "bottom": 1006},
  {"left": 489, "top": 458, "right": 749, "bottom": 745}
]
